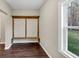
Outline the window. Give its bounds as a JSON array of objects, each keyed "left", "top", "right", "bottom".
[
  {"left": 59, "top": 0, "right": 79, "bottom": 58},
  {"left": 68, "top": 0, "right": 79, "bottom": 56}
]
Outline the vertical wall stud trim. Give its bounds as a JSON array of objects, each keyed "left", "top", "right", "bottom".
[{"left": 25, "top": 18, "right": 27, "bottom": 39}]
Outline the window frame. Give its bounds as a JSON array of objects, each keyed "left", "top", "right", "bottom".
[{"left": 58, "top": 0, "right": 79, "bottom": 58}]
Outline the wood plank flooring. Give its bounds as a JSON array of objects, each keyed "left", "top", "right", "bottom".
[
  {"left": 0, "top": 43, "right": 48, "bottom": 58},
  {"left": 0, "top": 44, "right": 5, "bottom": 56},
  {"left": 0, "top": 44, "right": 4, "bottom": 50}
]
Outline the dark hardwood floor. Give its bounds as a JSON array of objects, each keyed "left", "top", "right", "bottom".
[
  {"left": 0, "top": 44, "right": 5, "bottom": 56},
  {"left": 0, "top": 43, "right": 48, "bottom": 58},
  {"left": 0, "top": 44, "right": 4, "bottom": 50}
]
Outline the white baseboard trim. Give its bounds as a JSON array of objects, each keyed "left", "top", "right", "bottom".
[
  {"left": 5, "top": 44, "right": 12, "bottom": 50},
  {"left": 39, "top": 43, "right": 52, "bottom": 58},
  {"left": 58, "top": 50, "right": 79, "bottom": 58},
  {"left": 13, "top": 41, "right": 38, "bottom": 43},
  {"left": 13, "top": 39, "right": 38, "bottom": 43},
  {"left": 0, "top": 42, "right": 5, "bottom": 44}
]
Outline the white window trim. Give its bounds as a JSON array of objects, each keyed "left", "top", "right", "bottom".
[
  {"left": 58, "top": 0, "right": 79, "bottom": 58},
  {"left": 68, "top": 26, "right": 79, "bottom": 29}
]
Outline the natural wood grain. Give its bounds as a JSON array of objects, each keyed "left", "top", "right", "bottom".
[{"left": 12, "top": 16, "right": 39, "bottom": 19}]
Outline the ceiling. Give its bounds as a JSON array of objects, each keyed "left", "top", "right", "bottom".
[{"left": 6, "top": 0, "right": 47, "bottom": 10}]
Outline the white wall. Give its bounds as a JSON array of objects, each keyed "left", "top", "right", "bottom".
[
  {"left": 12, "top": 10, "right": 40, "bottom": 16},
  {"left": 0, "top": 12, "right": 6, "bottom": 43},
  {"left": 0, "top": 0, "right": 12, "bottom": 49},
  {"left": 39, "top": 0, "right": 65, "bottom": 58},
  {"left": 0, "top": 13, "right": 1, "bottom": 40},
  {"left": 0, "top": 12, "right": 3, "bottom": 42},
  {"left": 5, "top": 13, "right": 12, "bottom": 49}
]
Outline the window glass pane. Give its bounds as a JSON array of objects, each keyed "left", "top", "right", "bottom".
[
  {"left": 14, "top": 19, "right": 25, "bottom": 37},
  {"left": 68, "top": 1, "right": 79, "bottom": 26},
  {"left": 68, "top": 29, "right": 79, "bottom": 56},
  {"left": 27, "top": 19, "right": 37, "bottom": 37}
]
